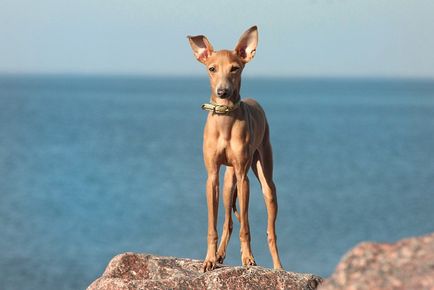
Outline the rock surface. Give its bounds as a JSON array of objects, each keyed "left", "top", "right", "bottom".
[
  {"left": 87, "top": 253, "right": 323, "bottom": 290},
  {"left": 319, "top": 232, "right": 434, "bottom": 290},
  {"left": 88, "top": 232, "right": 434, "bottom": 290}
]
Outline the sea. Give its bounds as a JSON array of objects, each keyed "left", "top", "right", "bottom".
[{"left": 1, "top": 75, "right": 434, "bottom": 290}]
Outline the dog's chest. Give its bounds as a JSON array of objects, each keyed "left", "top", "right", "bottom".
[
  {"left": 211, "top": 137, "right": 246, "bottom": 166},
  {"left": 204, "top": 116, "right": 251, "bottom": 165}
]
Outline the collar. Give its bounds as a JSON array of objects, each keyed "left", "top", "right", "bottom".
[{"left": 201, "top": 100, "right": 241, "bottom": 114}]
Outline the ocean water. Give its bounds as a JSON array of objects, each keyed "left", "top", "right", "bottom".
[{"left": 1, "top": 75, "right": 434, "bottom": 290}]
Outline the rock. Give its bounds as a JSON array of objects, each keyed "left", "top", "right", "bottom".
[
  {"left": 87, "top": 253, "right": 323, "bottom": 290},
  {"left": 319, "top": 232, "right": 434, "bottom": 290}
]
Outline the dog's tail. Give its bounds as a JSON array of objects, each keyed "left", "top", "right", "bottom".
[{"left": 232, "top": 188, "right": 240, "bottom": 222}]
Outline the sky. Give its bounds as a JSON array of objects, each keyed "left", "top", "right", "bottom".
[{"left": 1, "top": 0, "right": 434, "bottom": 78}]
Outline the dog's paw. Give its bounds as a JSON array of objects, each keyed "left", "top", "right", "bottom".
[
  {"left": 202, "top": 257, "right": 217, "bottom": 272},
  {"left": 216, "top": 251, "right": 226, "bottom": 264},
  {"left": 273, "top": 264, "right": 284, "bottom": 271},
  {"left": 241, "top": 254, "right": 256, "bottom": 267}
]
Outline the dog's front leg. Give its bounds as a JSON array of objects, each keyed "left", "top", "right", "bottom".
[
  {"left": 235, "top": 163, "right": 257, "bottom": 267},
  {"left": 216, "top": 166, "right": 236, "bottom": 263},
  {"left": 203, "top": 166, "right": 220, "bottom": 272}
]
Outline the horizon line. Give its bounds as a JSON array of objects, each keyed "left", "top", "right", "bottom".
[{"left": 1, "top": 71, "right": 434, "bottom": 82}]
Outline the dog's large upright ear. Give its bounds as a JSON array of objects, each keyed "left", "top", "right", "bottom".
[
  {"left": 187, "top": 35, "right": 214, "bottom": 64},
  {"left": 235, "top": 26, "right": 258, "bottom": 63}
]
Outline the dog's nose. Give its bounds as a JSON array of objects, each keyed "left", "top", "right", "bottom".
[{"left": 217, "top": 88, "right": 229, "bottom": 98}]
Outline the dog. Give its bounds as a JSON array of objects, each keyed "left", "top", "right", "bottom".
[{"left": 187, "top": 26, "right": 283, "bottom": 272}]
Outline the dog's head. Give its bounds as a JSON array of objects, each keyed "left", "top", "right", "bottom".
[{"left": 187, "top": 26, "right": 258, "bottom": 102}]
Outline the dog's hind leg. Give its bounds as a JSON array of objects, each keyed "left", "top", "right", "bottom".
[
  {"left": 216, "top": 166, "right": 236, "bottom": 264},
  {"left": 252, "top": 140, "right": 283, "bottom": 270}
]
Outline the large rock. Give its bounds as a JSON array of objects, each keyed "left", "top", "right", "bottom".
[
  {"left": 88, "top": 253, "right": 323, "bottom": 290},
  {"left": 320, "top": 232, "right": 434, "bottom": 290}
]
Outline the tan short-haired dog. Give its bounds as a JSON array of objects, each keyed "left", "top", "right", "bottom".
[{"left": 188, "top": 26, "right": 283, "bottom": 272}]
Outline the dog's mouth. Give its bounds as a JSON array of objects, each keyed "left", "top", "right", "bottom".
[
  {"left": 216, "top": 87, "right": 234, "bottom": 99},
  {"left": 216, "top": 88, "right": 236, "bottom": 100}
]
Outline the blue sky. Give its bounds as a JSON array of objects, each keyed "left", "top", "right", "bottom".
[{"left": 1, "top": 0, "right": 434, "bottom": 78}]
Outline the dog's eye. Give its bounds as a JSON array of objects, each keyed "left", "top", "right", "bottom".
[
  {"left": 209, "top": 67, "right": 216, "bottom": 73},
  {"left": 231, "top": 66, "right": 240, "bottom": 72}
]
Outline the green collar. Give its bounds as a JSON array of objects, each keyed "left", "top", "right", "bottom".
[{"left": 201, "top": 100, "right": 241, "bottom": 114}]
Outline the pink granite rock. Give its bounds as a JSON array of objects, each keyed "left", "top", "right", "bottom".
[
  {"left": 87, "top": 253, "right": 323, "bottom": 290},
  {"left": 320, "top": 232, "right": 434, "bottom": 290}
]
